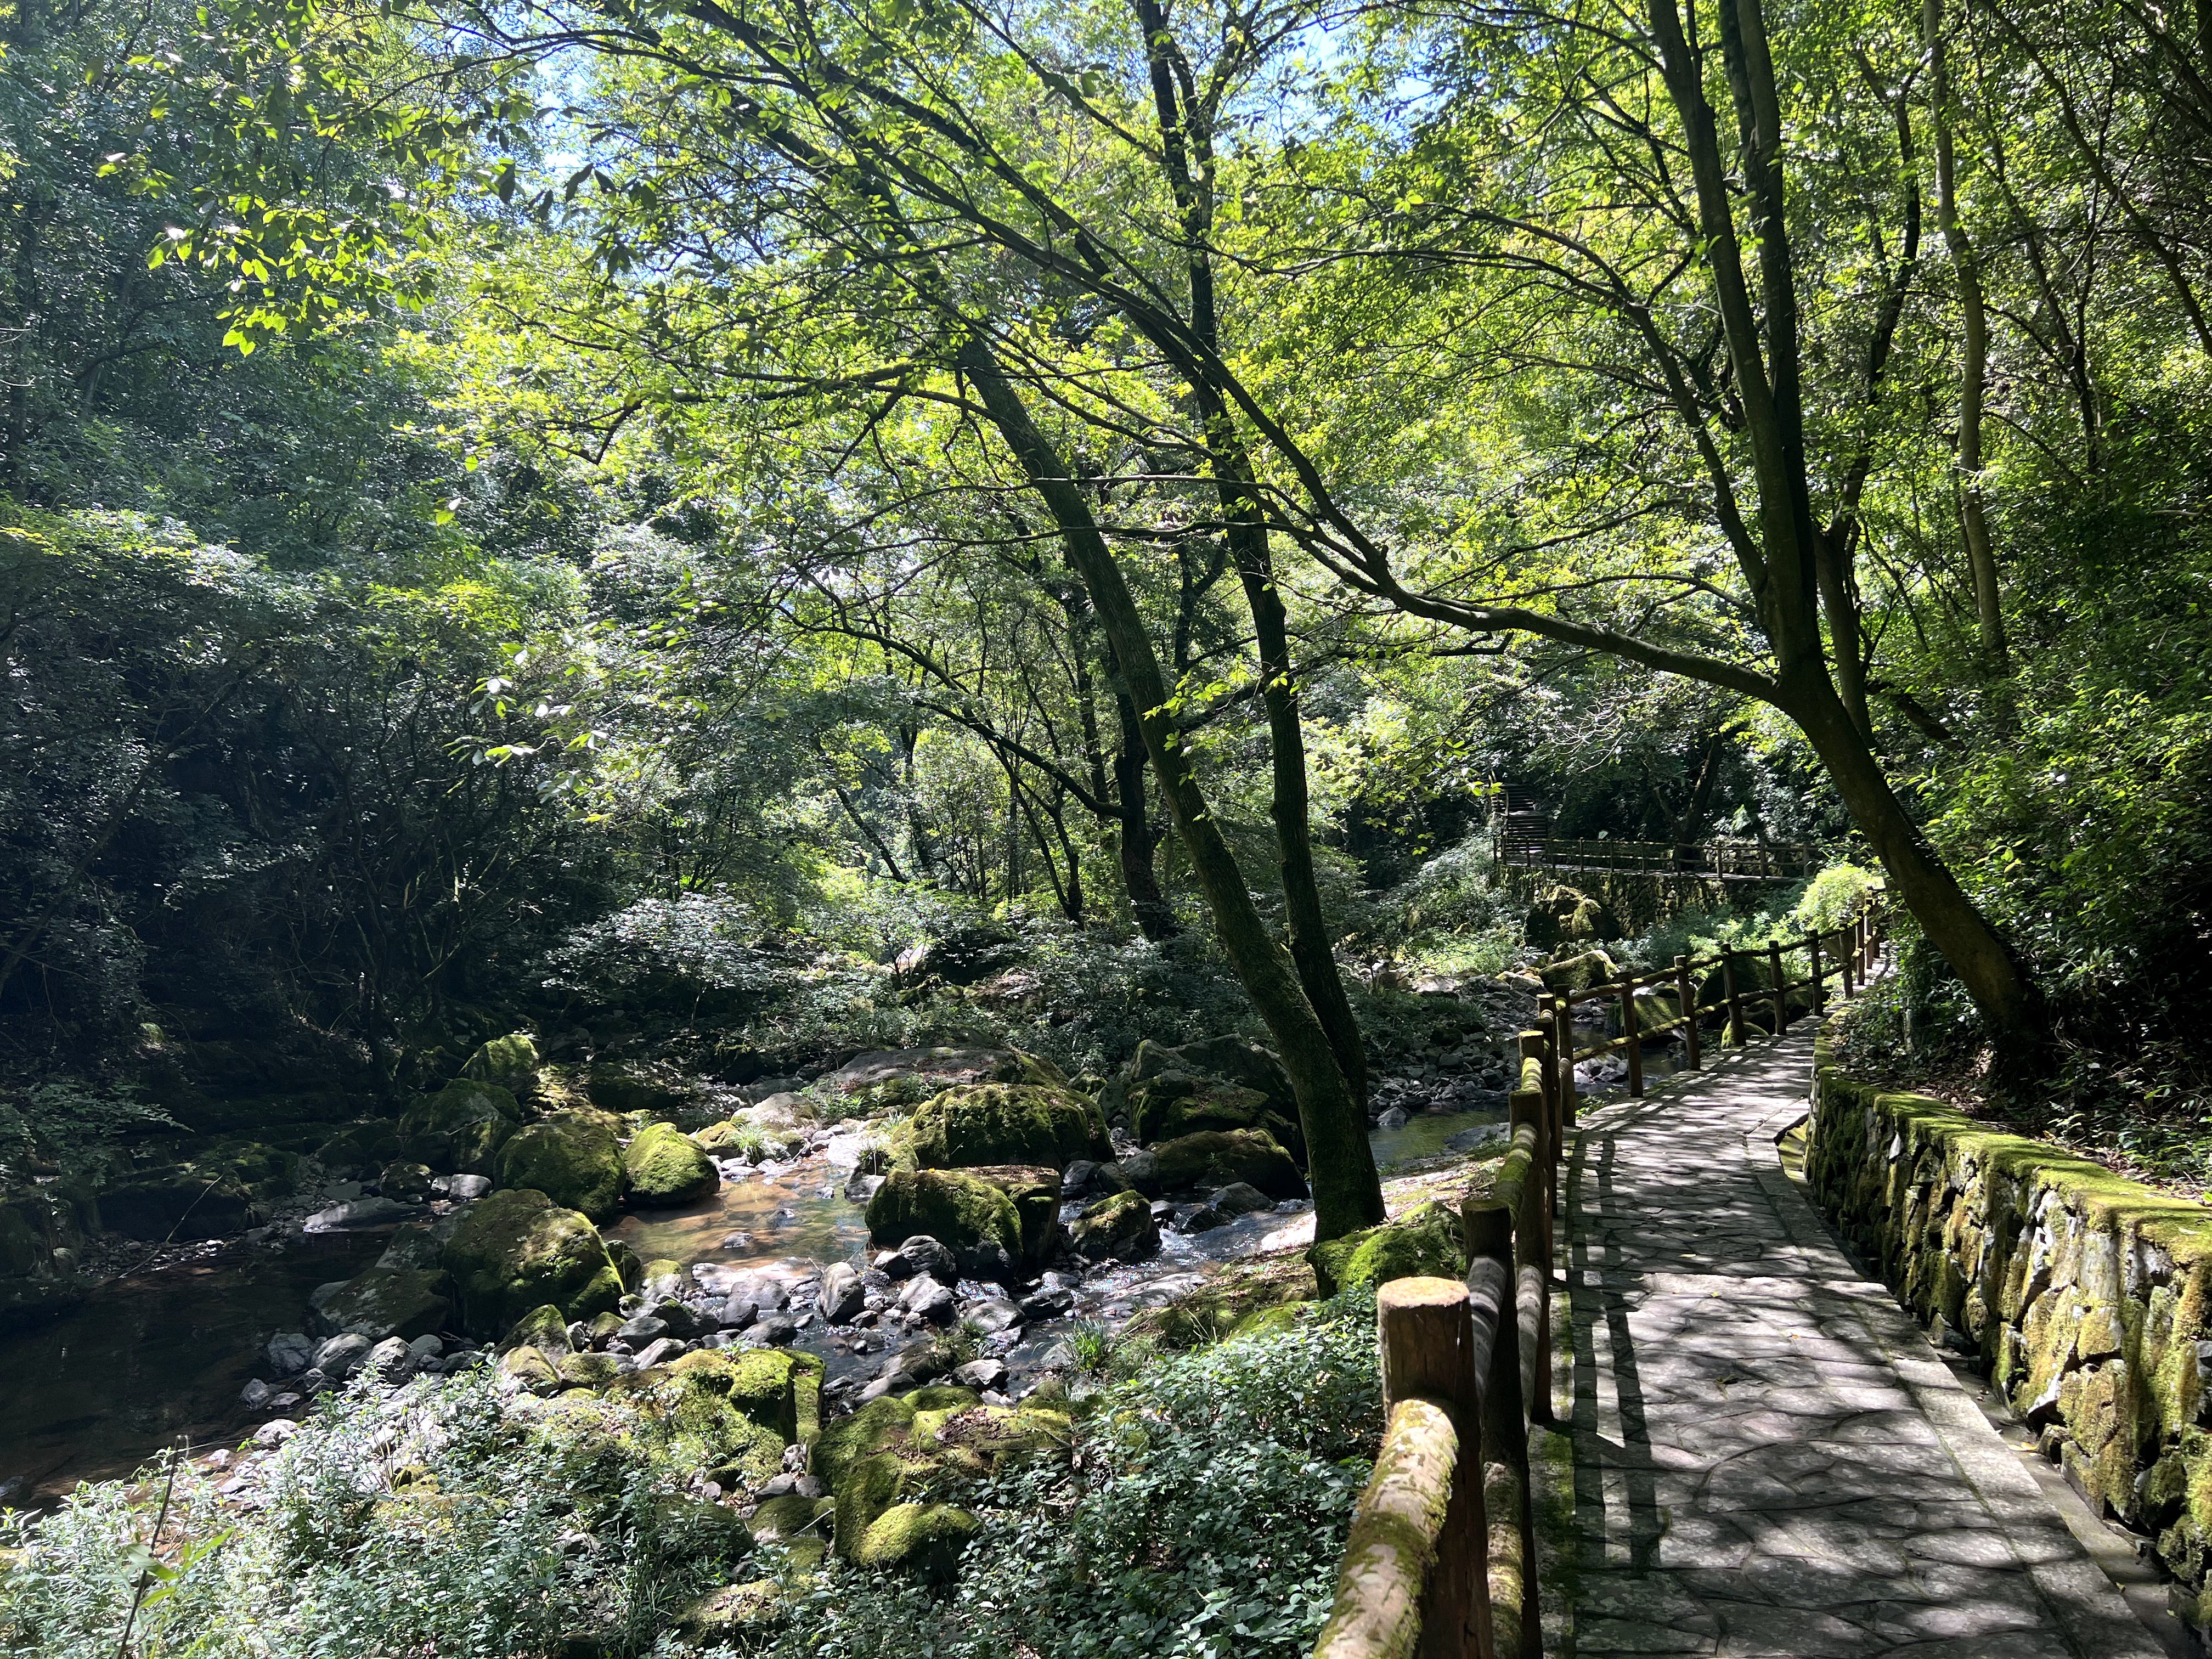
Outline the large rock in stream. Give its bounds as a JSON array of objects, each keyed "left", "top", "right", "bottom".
[
  {"left": 864, "top": 1166, "right": 1059, "bottom": 1278},
  {"left": 903, "top": 1083, "right": 1109, "bottom": 1171},
  {"left": 440, "top": 1187, "right": 625, "bottom": 1336},
  {"left": 495, "top": 1111, "right": 627, "bottom": 1218},
  {"left": 1149, "top": 1129, "right": 1306, "bottom": 1200},
  {"left": 398, "top": 1080, "right": 521, "bottom": 1175},
  {"left": 622, "top": 1122, "right": 720, "bottom": 1205}
]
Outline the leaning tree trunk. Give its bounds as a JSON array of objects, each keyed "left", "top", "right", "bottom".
[
  {"left": 960, "top": 336, "right": 1384, "bottom": 1239},
  {"left": 1781, "top": 668, "right": 2043, "bottom": 1051},
  {"left": 1226, "top": 520, "right": 1370, "bottom": 1109},
  {"left": 1111, "top": 692, "right": 1178, "bottom": 942}
]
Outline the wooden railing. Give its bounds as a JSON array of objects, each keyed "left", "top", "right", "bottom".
[
  {"left": 1312, "top": 901, "right": 1886, "bottom": 1656},
  {"left": 1314, "top": 1040, "right": 1561, "bottom": 1659},
  {"left": 1542, "top": 902, "right": 1887, "bottom": 1107},
  {"left": 1494, "top": 829, "right": 1815, "bottom": 881}
]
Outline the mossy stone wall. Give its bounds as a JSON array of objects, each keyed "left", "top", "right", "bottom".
[{"left": 1805, "top": 1035, "right": 2212, "bottom": 1618}]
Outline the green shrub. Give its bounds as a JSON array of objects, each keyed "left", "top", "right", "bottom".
[{"left": 741, "top": 1291, "right": 1382, "bottom": 1659}]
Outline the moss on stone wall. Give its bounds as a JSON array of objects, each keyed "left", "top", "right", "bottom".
[{"left": 1804, "top": 1030, "right": 2212, "bottom": 1617}]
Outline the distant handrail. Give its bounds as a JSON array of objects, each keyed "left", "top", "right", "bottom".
[
  {"left": 1494, "top": 830, "right": 1815, "bottom": 881},
  {"left": 1541, "top": 901, "right": 1887, "bottom": 1107},
  {"left": 1313, "top": 899, "right": 1888, "bottom": 1656}
]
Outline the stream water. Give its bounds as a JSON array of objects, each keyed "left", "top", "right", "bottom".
[
  {"left": 0, "top": 1099, "right": 1527, "bottom": 1508},
  {"left": 0, "top": 1234, "right": 383, "bottom": 1506}
]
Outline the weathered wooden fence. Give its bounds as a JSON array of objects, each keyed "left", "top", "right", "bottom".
[{"left": 1311, "top": 902, "right": 1887, "bottom": 1657}]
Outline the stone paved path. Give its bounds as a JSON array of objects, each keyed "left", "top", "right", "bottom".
[{"left": 1556, "top": 1028, "right": 2165, "bottom": 1657}]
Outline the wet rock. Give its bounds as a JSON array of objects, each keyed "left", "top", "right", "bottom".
[
  {"left": 378, "top": 1161, "right": 436, "bottom": 1203},
  {"left": 240, "top": 1377, "right": 272, "bottom": 1408},
  {"left": 748, "top": 1314, "right": 800, "bottom": 1346},
  {"left": 900, "top": 1274, "right": 956, "bottom": 1324},
  {"left": 304, "top": 1196, "right": 420, "bottom": 1233},
  {"left": 407, "top": 1333, "right": 444, "bottom": 1361},
  {"left": 1211, "top": 1182, "right": 1273, "bottom": 1218},
  {"left": 364, "top": 1336, "right": 414, "bottom": 1380},
  {"left": 616, "top": 1314, "right": 670, "bottom": 1351},
  {"left": 309, "top": 1265, "right": 450, "bottom": 1342},
  {"left": 1177, "top": 1204, "right": 1229, "bottom": 1234},
  {"left": 960, "top": 1297, "right": 1022, "bottom": 1335},
  {"left": 312, "top": 1331, "right": 374, "bottom": 1381},
  {"left": 1061, "top": 1160, "right": 1101, "bottom": 1198},
  {"left": 952, "top": 1357, "right": 1008, "bottom": 1391},
  {"left": 265, "top": 1331, "right": 314, "bottom": 1376},
  {"left": 1444, "top": 1122, "right": 1509, "bottom": 1153},
  {"left": 1070, "top": 1191, "right": 1160, "bottom": 1262},
  {"left": 1375, "top": 1107, "right": 1410, "bottom": 1131},
  {"left": 1017, "top": 1285, "right": 1074, "bottom": 1321},
  {"left": 252, "top": 1419, "right": 300, "bottom": 1450},
  {"left": 447, "top": 1174, "right": 491, "bottom": 1200},
  {"left": 631, "top": 1336, "right": 692, "bottom": 1368},
  {"left": 819, "top": 1262, "right": 865, "bottom": 1324},
  {"left": 622, "top": 1122, "right": 720, "bottom": 1206},
  {"left": 1112, "top": 1150, "right": 1161, "bottom": 1197},
  {"left": 893, "top": 1237, "right": 957, "bottom": 1284},
  {"left": 718, "top": 1296, "right": 759, "bottom": 1330}
]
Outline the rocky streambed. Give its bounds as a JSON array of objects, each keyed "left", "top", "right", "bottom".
[{"left": 0, "top": 1019, "right": 1549, "bottom": 1511}]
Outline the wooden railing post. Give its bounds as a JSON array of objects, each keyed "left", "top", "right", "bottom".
[
  {"left": 1378, "top": 1279, "right": 1487, "bottom": 1659},
  {"left": 1675, "top": 953, "right": 1701, "bottom": 1071},
  {"left": 1723, "top": 949, "right": 1745, "bottom": 1047},
  {"left": 1509, "top": 1054, "right": 1552, "bottom": 1424},
  {"left": 1767, "top": 941, "right": 1787, "bottom": 1035},
  {"left": 1551, "top": 995, "right": 1576, "bottom": 1126},
  {"left": 1841, "top": 924, "right": 1856, "bottom": 997},
  {"left": 1805, "top": 930, "right": 1822, "bottom": 1016},
  {"left": 1464, "top": 1197, "right": 1540, "bottom": 1659},
  {"left": 1617, "top": 978, "right": 1643, "bottom": 1096}
]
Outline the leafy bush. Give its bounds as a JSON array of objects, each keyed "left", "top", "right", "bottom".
[
  {"left": 0, "top": 1371, "right": 725, "bottom": 1659},
  {"left": 736, "top": 1292, "right": 1381, "bottom": 1659}
]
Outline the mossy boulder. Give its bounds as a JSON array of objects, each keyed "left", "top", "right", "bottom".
[
  {"left": 1526, "top": 885, "right": 1621, "bottom": 948},
  {"left": 904, "top": 1083, "right": 1109, "bottom": 1171},
  {"left": 1069, "top": 1189, "right": 1160, "bottom": 1262},
  {"left": 585, "top": 1063, "right": 689, "bottom": 1116},
  {"left": 679, "top": 1581, "right": 787, "bottom": 1641},
  {"left": 1125, "top": 1037, "right": 1303, "bottom": 1155},
  {"left": 852, "top": 1502, "right": 978, "bottom": 1575},
  {"left": 440, "top": 1187, "right": 622, "bottom": 1337},
  {"left": 495, "top": 1114, "right": 627, "bottom": 1220},
  {"left": 1538, "top": 949, "right": 1617, "bottom": 996},
  {"left": 462, "top": 1032, "right": 541, "bottom": 1096},
  {"left": 608, "top": 1347, "right": 825, "bottom": 1486},
  {"left": 498, "top": 1302, "right": 576, "bottom": 1358},
  {"left": 499, "top": 1344, "right": 563, "bottom": 1396},
  {"left": 866, "top": 1167, "right": 1018, "bottom": 1258},
  {"left": 557, "top": 1350, "right": 622, "bottom": 1390},
  {"left": 1149, "top": 1130, "right": 1306, "bottom": 1200},
  {"left": 317, "top": 1121, "right": 403, "bottom": 1177},
  {"left": 398, "top": 1080, "right": 522, "bottom": 1175},
  {"left": 1307, "top": 1201, "right": 1468, "bottom": 1297},
  {"left": 865, "top": 1165, "right": 1058, "bottom": 1274},
  {"left": 821, "top": 1390, "right": 1063, "bottom": 1564},
  {"left": 622, "top": 1122, "right": 720, "bottom": 1206},
  {"left": 309, "top": 1264, "right": 452, "bottom": 1341}
]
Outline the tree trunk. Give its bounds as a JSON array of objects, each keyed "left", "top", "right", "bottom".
[
  {"left": 960, "top": 335, "right": 1383, "bottom": 1238},
  {"left": 1228, "top": 532, "right": 1370, "bottom": 1109},
  {"left": 1111, "top": 691, "right": 1178, "bottom": 941},
  {"left": 1781, "top": 668, "right": 2043, "bottom": 1051},
  {"left": 1926, "top": 0, "right": 2009, "bottom": 676}
]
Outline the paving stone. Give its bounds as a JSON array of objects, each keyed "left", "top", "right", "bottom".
[{"left": 1554, "top": 1030, "right": 2166, "bottom": 1657}]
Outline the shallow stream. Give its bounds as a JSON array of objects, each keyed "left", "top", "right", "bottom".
[{"left": 0, "top": 1098, "right": 1522, "bottom": 1507}]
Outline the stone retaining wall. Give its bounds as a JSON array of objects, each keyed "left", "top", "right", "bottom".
[{"left": 1805, "top": 1035, "right": 2212, "bottom": 1624}]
